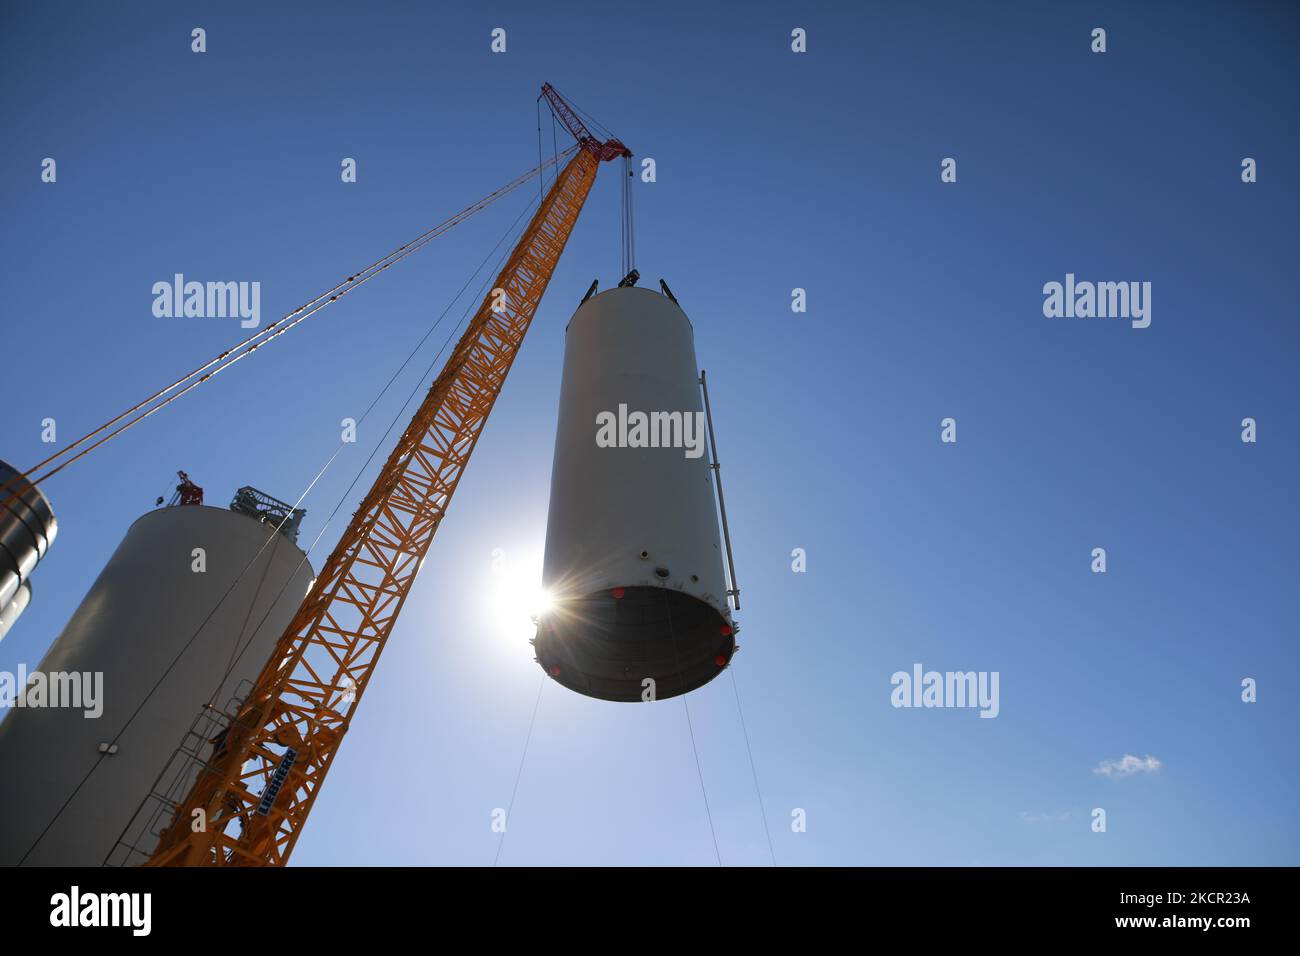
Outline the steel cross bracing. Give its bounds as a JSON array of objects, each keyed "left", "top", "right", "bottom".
[{"left": 144, "top": 148, "right": 601, "bottom": 866}]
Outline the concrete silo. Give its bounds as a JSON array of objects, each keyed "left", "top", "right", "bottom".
[
  {"left": 534, "top": 282, "right": 737, "bottom": 702},
  {"left": 0, "top": 486, "right": 313, "bottom": 866},
  {"left": 0, "top": 459, "right": 57, "bottom": 642}
]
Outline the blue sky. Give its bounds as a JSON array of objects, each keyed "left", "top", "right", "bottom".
[{"left": 1, "top": 0, "right": 1297, "bottom": 865}]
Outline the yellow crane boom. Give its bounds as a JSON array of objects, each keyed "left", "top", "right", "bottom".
[{"left": 145, "top": 93, "right": 625, "bottom": 865}]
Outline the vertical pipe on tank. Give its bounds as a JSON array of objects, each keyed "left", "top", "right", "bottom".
[{"left": 699, "top": 369, "right": 740, "bottom": 612}]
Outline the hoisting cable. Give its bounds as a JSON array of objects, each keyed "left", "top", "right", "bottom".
[
  {"left": 620, "top": 155, "right": 628, "bottom": 277},
  {"left": 685, "top": 696, "right": 722, "bottom": 865},
  {"left": 220, "top": 532, "right": 278, "bottom": 682},
  {"left": 10, "top": 147, "right": 575, "bottom": 498},
  {"left": 661, "top": 590, "right": 723, "bottom": 866},
  {"left": 729, "top": 667, "right": 778, "bottom": 865},
  {"left": 91, "top": 191, "right": 547, "bottom": 867},
  {"left": 17, "top": 187, "right": 546, "bottom": 867},
  {"left": 204, "top": 193, "right": 544, "bottom": 706},
  {"left": 0, "top": 146, "right": 578, "bottom": 510},
  {"left": 622, "top": 153, "right": 636, "bottom": 274},
  {"left": 550, "top": 107, "right": 559, "bottom": 186},
  {"left": 492, "top": 676, "right": 546, "bottom": 867},
  {"left": 540, "top": 99, "right": 561, "bottom": 202},
  {"left": 536, "top": 99, "right": 545, "bottom": 203}
]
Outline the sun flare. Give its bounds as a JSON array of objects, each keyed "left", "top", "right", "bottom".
[{"left": 486, "top": 551, "right": 551, "bottom": 643}]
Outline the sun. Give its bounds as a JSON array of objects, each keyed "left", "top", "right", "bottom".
[{"left": 486, "top": 550, "right": 551, "bottom": 645}]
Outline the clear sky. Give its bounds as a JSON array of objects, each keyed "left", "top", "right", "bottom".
[{"left": 1, "top": 0, "right": 1296, "bottom": 866}]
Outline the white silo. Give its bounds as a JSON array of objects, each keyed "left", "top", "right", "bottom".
[
  {"left": 0, "top": 580, "right": 31, "bottom": 643},
  {"left": 534, "top": 282, "right": 737, "bottom": 701},
  {"left": 0, "top": 488, "right": 313, "bottom": 866},
  {"left": 0, "top": 459, "right": 57, "bottom": 642}
]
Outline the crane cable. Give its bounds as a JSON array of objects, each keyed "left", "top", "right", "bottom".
[
  {"left": 621, "top": 156, "right": 628, "bottom": 276},
  {"left": 202, "top": 192, "right": 546, "bottom": 711},
  {"left": 621, "top": 153, "right": 636, "bottom": 277},
  {"left": 551, "top": 109, "right": 560, "bottom": 191},
  {"left": 17, "top": 187, "right": 546, "bottom": 868},
  {"left": 0, "top": 146, "right": 579, "bottom": 510},
  {"left": 492, "top": 676, "right": 546, "bottom": 867},
  {"left": 536, "top": 100, "right": 545, "bottom": 203},
  {"left": 538, "top": 100, "right": 561, "bottom": 203},
  {"left": 729, "top": 666, "right": 778, "bottom": 866},
  {"left": 661, "top": 590, "right": 723, "bottom": 866}
]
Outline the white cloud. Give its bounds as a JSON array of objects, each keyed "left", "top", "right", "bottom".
[{"left": 1093, "top": 754, "right": 1163, "bottom": 778}]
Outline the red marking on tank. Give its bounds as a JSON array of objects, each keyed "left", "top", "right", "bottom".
[
  {"left": 720, "top": 623, "right": 733, "bottom": 636},
  {"left": 611, "top": 587, "right": 625, "bottom": 599}
]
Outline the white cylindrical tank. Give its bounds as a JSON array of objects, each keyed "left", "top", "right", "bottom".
[
  {"left": 0, "top": 579, "right": 32, "bottom": 643},
  {"left": 0, "top": 502, "right": 313, "bottom": 866},
  {"left": 535, "top": 284, "right": 736, "bottom": 702},
  {"left": 0, "top": 459, "right": 57, "bottom": 640}
]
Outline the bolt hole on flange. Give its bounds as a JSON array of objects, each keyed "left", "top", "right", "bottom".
[
  {"left": 654, "top": 566, "right": 670, "bottom": 579},
  {"left": 639, "top": 550, "right": 650, "bottom": 560}
]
